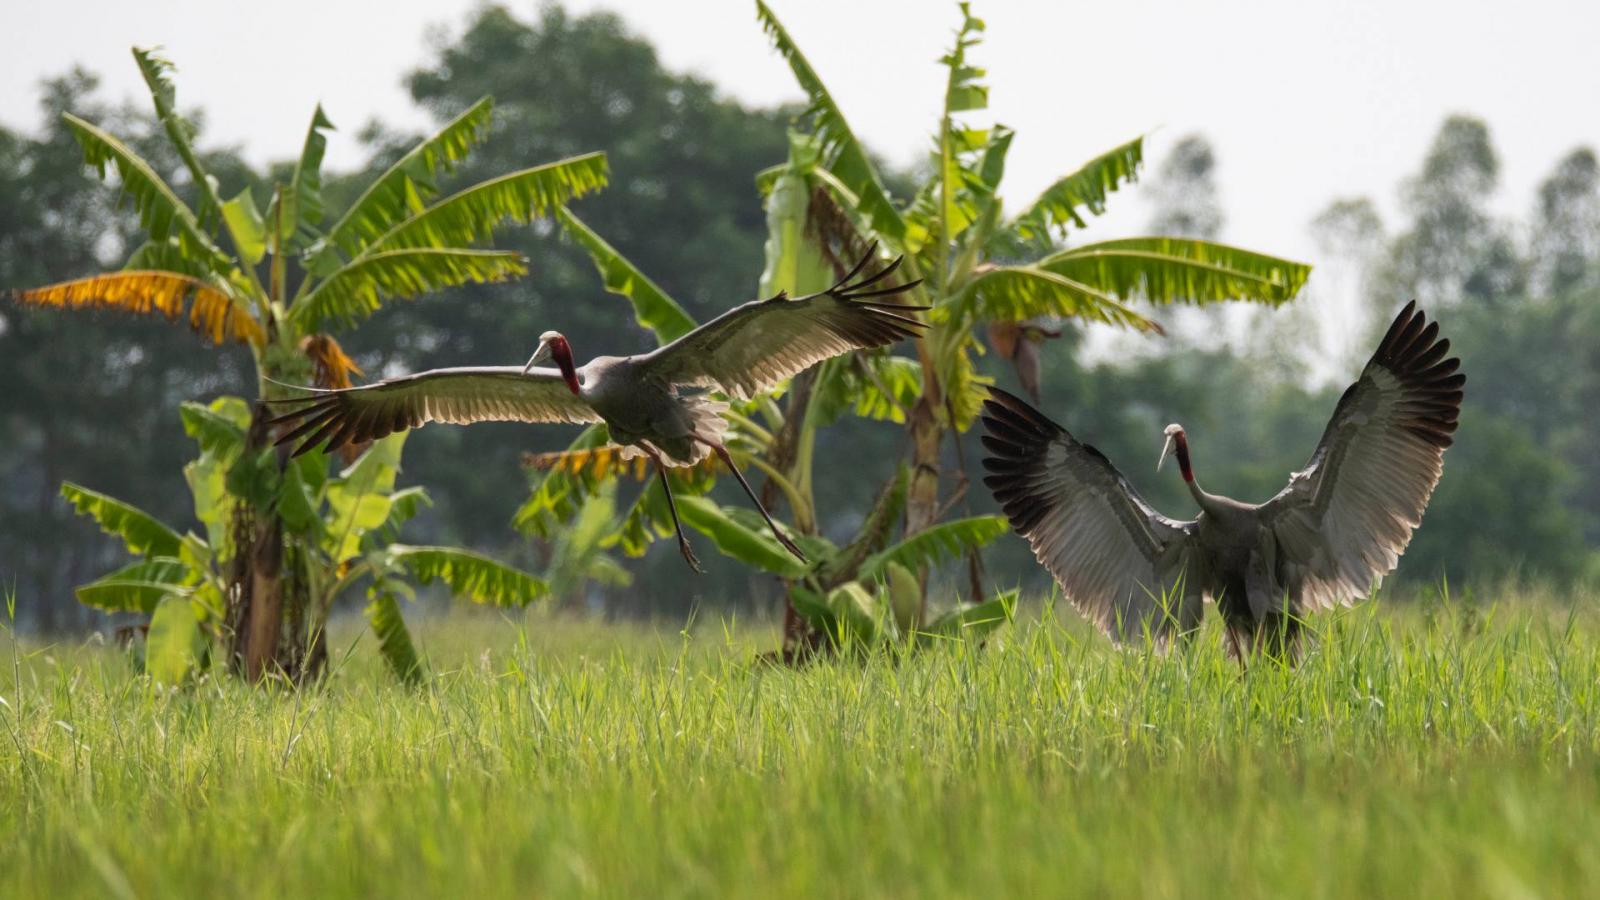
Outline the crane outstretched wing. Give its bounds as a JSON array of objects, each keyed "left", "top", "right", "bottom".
[
  {"left": 981, "top": 388, "right": 1205, "bottom": 643},
  {"left": 267, "top": 366, "right": 602, "bottom": 457},
  {"left": 637, "top": 248, "right": 927, "bottom": 400},
  {"left": 1262, "top": 301, "right": 1463, "bottom": 610}
]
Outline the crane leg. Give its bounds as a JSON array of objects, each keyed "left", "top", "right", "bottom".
[
  {"left": 1227, "top": 628, "right": 1249, "bottom": 675},
  {"left": 695, "top": 437, "right": 808, "bottom": 564},
  {"left": 646, "top": 448, "right": 703, "bottom": 574}
]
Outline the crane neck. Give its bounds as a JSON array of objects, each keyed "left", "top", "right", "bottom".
[
  {"left": 549, "top": 337, "right": 581, "bottom": 395},
  {"left": 1174, "top": 431, "right": 1210, "bottom": 507},
  {"left": 1173, "top": 431, "right": 1195, "bottom": 483}
]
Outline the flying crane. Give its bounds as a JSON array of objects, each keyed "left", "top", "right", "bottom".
[{"left": 270, "top": 249, "right": 925, "bottom": 572}]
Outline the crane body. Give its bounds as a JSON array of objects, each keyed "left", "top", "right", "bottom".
[{"left": 570, "top": 355, "right": 730, "bottom": 467}]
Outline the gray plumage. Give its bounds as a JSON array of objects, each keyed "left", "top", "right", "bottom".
[
  {"left": 268, "top": 249, "right": 925, "bottom": 572},
  {"left": 982, "top": 301, "right": 1463, "bottom": 655}
]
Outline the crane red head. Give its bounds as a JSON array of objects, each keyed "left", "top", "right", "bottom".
[
  {"left": 524, "top": 331, "right": 580, "bottom": 395},
  {"left": 1157, "top": 423, "right": 1194, "bottom": 483}
]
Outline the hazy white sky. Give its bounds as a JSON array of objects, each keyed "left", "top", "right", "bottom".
[{"left": 4, "top": 0, "right": 1598, "bottom": 366}]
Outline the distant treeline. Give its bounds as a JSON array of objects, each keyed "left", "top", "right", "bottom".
[{"left": 2, "top": 5, "right": 1597, "bottom": 631}]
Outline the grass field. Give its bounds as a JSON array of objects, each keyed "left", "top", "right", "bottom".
[{"left": 4, "top": 594, "right": 1600, "bottom": 898}]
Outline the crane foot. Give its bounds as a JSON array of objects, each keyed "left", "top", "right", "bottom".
[
  {"left": 678, "top": 536, "right": 705, "bottom": 574},
  {"left": 773, "top": 529, "right": 808, "bottom": 564}
]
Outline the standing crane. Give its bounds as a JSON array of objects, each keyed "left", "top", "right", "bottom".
[
  {"left": 981, "top": 301, "right": 1463, "bottom": 658},
  {"left": 269, "top": 249, "right": 924, "bottom": 572}
]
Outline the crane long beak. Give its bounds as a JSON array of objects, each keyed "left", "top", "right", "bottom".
[
  {"left": 1157, "top": 435, "right": 1175, "bottom": 473},
  {"left": 522, "top": 339, "right": 551, "bottom": 375}
]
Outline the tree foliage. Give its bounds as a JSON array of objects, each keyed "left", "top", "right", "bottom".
[{"left": 2, "top": 48, "right": 592, "bottom": 677}]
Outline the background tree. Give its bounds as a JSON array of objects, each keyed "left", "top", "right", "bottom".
[
  {"left": 1531, "top": 147, "right": 1600, "bottom": 295},
  {"left": 1311, "top": 197, "right": 1387, "bottom": 266},
  {"left": 1376, "top": 115, "right": 1524, "bottom": 310},
  {"left": 1146, "top": 134, "right": 1224, "bottom": 240}
]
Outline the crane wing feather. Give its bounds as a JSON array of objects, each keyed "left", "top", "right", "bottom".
[
  {"left": 638, "top": 251, "right": 927, "bottom": 400},
  {"left": 1262, "top": 301, "right": 1463, "bottom": 610},
  {"left": 981, "top": 388, "right": 1205, "bottom": 643},
  {"left": 267, "top": 366, "right": 602, "bottom": 457}
]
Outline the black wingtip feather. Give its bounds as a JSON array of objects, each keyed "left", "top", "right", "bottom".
[
  {"left": 295, "top": 414, "right": 345, "bottom": 457},
  {"left": 1369, "top": 301, "right": 1464, "bottom": 451},
  {"left": 833, "top": 242, "right": 880, "bottom": 286},
  {"left": 831, "top": 256, "right": 921, "bottom": 304},
  {"left": 276, "top": 406, "right": 339, "bottom": 447},
  {"left": 980, "top": 387, "right": 1072, "bottom": 534},
  {"left": 847, "top": 253, "right": 903, "bottom": 289}
]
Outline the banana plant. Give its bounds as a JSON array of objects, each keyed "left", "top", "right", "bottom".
[
  {"left": 794, "top": 580, "right": 1017, "bottom": 655},
  {"left": 752, "top": 0, "right": 1312, "bottom": 583},
  {"left": 677, "top": 469, "right": 1018, "bottom": 658},
  {"left": 6, "top": 48, "right": 605, "bottom": 682},
  {"left": 66, "top": 396, "right": 548, "bottom": 685},
  {"left": 539, "top": 482, "right": 634, "bottom": 608}
]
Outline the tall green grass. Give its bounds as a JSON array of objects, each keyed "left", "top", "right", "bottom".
[{"left": 3, "top": 597, "right": 1598, "bottom": 898}]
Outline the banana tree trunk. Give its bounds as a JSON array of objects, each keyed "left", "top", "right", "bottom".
[
  {"left": 227, "top": 402, "right": 308, "bottom": 683},
  {"left": 903, "top": 333, "right": 948, "bottom": 627},
  {"left": 758, "top": 366, "right": 820, "bottom": 658},
  {"left": 243, "top": 513, "right": 284, "bottom": 680},
  {"left": 905, "top": 396, "right": 944, "bottom": 536}
]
